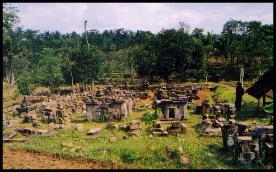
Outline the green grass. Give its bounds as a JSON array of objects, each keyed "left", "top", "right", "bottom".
[
  {"left": 211, "top": 83, "right": 271, "bottom": 126},
  {"left": 5, "top": 110, "right": 272, "bottom": 169}
]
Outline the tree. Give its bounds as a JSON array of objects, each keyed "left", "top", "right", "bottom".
[
  {"left": 71, "top": 46, "right": 103, "bottom": 85},
  {"left": 34, "top": 48, "right": 64, "bottom": 91},
  {"left": 179, "top": 21, "right": 191, "bottom": 33},
  {"left": 131, "top": 45, "right": 156, "bottom": 81},
  {"left": 58, "top": 47, "right": 76, "bottom": 92},
  {"left": 3, "top": 4, "right": 20, "bottom": 85},
  {"left": 16, "top": 75, "right": 35, "bottom": 95},
  {"left": 155, "top": 29, "right": 194, "bottom": 82}
]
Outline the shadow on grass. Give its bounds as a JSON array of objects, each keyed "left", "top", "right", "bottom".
[
  {"left": 235, "top": 102, "right": 268, "bottom": 121},
  {"left": 207, "top": 144, "right": 234, "bottom": 167},
  {"left": 71, "top": 117, "right": 87, "bottom": 123}
]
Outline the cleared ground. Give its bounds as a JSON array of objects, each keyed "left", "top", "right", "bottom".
[{"left": 3, "top": 146, "right": 131, "bottom": 169}]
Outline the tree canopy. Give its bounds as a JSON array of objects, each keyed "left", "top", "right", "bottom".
[{"left": 3, "top": 4, "right": 273, "bottom": 94}]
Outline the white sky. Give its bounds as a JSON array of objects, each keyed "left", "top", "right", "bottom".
[{"left": 10, "top": 3, "right": 273, "bottom": 34}]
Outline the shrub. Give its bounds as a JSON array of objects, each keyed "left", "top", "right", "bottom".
[
  {"left": 16, "top": 76, "right": 35, "bottom": 95},
  {"left": 169, "top": 147, "right": 181, "bottom": 160},
  {"left": 120, "top": 149, "right": 139, "bottom": 163}
]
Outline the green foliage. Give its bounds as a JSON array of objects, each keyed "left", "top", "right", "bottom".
[
  {"left": 222, "top": 65, "right": 240, "bottom": 81},
  {"left": 71, "top": 46, "right": 103, "bottom": 84},
  {"left": 120, "top": 149, "right": 139, "bottom": 163},
  {"left": 263, "top": 103, "right": 273, "bottom": 114},
  {"left": 15, "top": 75, "right": 35, "bottom": 95},
  {"left": 34, "top": 48, "right": 64, "bottom": 90},
  {"left": 169, "top": 147, "right": 181, "bottom": 160},
  {"left": 142, "top": 109, "right": 160, "bottom": 125},
  {"left": 3, "top": 3, "right": 19, "bottom": 32},
  {"left": 131, "top": 45, "right": 156, "bottom": 78},
  {"left": 2, "top": 8, "right": 273, "bottom": 87}
]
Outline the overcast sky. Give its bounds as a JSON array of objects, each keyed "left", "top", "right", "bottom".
[{"left": 10, "top": 3, "right": 273, "bottom": 34}]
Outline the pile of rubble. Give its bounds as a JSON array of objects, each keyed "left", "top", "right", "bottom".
[
  {"left": 221, "top": 119, "right": 273, "bottom": 165},
  {"left": 197, "top": 99, "right": 237, "bottom": 137},
  {"left": 119, "top": 120, "right": 142, "bottom": 137},
  {"left": 201, "top": 99, "right": 236, "bottom": 119},
  {"left": 3, "top": 127, "right": 49, "bottom": 141},
  {"left": 149, "top": 121, "right": 187, "bottom": 136},
  {"left": 9, "top": 85, "right": 152, "bottom": 128},
  {"left": 197, "top": 113, "right": 227, "bottom": 137}
]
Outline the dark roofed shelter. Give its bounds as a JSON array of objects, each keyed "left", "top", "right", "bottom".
[{"left": 246, "top": 68, "right": 274, "bottom": 113}]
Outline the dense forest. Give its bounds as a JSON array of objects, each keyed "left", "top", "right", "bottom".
[{"left": 3, "top": 4, "right": 273, "bottom": 95}]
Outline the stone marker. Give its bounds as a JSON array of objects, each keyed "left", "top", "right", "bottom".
[
  {"left": 106, "top": 122, "right": 119, "bottom": 130},
  {"left": 36, "top": 129, "right": 48, "bottom": 135}
]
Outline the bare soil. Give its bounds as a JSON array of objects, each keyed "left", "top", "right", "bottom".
[
  {"left": 193, "top": 89, "right": 212, "bottom": 106},
  {"left": 137, "top": 90, "right": 155, "bottom": 105},
  {"left": 3, "top": 145, "right": 131, "bottom": 169}
]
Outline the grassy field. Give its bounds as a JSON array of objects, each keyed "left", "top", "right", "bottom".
[{"left": 3, "top": 82, "right": 272, "bottom": 169}]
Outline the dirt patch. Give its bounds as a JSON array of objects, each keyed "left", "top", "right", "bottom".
[
  {"left": 193, "top": 89, "right": 212, "bottom": 106},
  {"left": 137, "top": 90, "right": 154, "bottom": 106},
  {"left": 3, "top": 145, "right": 132, "bottom": 169}
]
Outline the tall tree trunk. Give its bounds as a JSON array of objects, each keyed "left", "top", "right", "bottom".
[
  {"left": 7, "top": 57, "right": 15, "bottom": 85},
  {"left": 183, "top": 69, "right": 187, "bottom": 82}
]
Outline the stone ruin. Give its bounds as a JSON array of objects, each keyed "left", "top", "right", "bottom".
[
  {"left": 10, "top": 84, "right": 150, "bottom": 128},
  {"left": 86, "top": 98, "right": 133, "bottom": 122},
  {"left": 106, "top": 120, "right": 143, "bottom": 137},
  {"left": 85, "top": 86, "right": 137, "bottom": 122},
  {"left": 152, "top": 84, "right": 203, "bottom": 121},
  {"left": 149, "top": 121, "right": 187, "bottom": 137},
  {"left": 221, "top": 119, "right": 273, "bottom": 165},
  {"left": 202, "top": 99, "right": 236, "bottom": 120},
  {"left": 155, "top": 99, "right": 188, "bottom": 121},
  {"left": 197, "top": 100, "right": 236, "bottom": 137},
  {"left": 196, "top": 98, "right": 274, "bottom": 165}
]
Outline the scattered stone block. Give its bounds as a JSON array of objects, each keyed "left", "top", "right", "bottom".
[
  {"left": 4, "top": 131, "right": 18, "bottom": 139},
  {"left": 73, "top": 124, "right": 84, "bottom": 132},
  {"left": 87, "top": 127, "right": 101, "bottom": 135},
  {"left": 36, "top": 129, "right": 48, "bottom": 135},
  {"left": 171, "top": 121, "right": 182, "bottom": 128},
  {"left": 106, "top": 122, "right": 119, "bottom": 130},
  {"left": 213, "top": 120, "right": 223, "bottom": 128},
  {"left": 120, "top": 124, "right": 130, "bottom": 131},
  {"left": 129, "top": 130, "right": 140, "bottom": 137}
]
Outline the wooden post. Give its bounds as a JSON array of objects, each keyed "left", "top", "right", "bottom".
[{"left": 263, "top": 95, "right": 266, "bottom": 107}]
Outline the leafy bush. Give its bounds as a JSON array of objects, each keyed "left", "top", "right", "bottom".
[
  {"left": 169, "top": 147, "right": 181, "bottom": 160},
  {"left": 16, "top": 75, "right": 35, "bottom": 95},
  {"left": 141, "top": 109, "right": 161, "bottom": 125},
  {"left": 50, "top": 86, "right": 60, "bottom": 94},
  {"left": 120, "top": 149, "right": 139, "bottom": 163}
]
